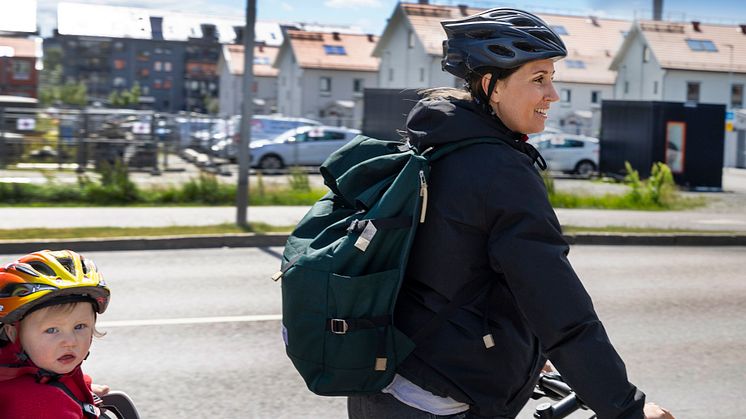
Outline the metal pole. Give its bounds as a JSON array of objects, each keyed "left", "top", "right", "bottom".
[
  {"left": 236, "top": 0, "right": 256, "bottom": 227},
  {"left": 0, "top": 107, "right": 5, "bottom": 169}
]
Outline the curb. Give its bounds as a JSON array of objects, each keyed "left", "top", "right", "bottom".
[{"left": 1, "top": 232, "right": 745, "bottom": 254}]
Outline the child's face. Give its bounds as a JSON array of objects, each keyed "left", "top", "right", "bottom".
[{"left": 18, "top": 302, "right": 96, "bottom": 375}]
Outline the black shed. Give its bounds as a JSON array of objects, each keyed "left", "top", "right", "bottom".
[{"left": 600, "top": 100, "right": 725, "bottom": 189}]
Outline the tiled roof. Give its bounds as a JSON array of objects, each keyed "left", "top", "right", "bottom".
[
  {"left": 0, "top": 36, "right": 38, "bottom": 58},
  {"left": 634, "top": 20, "right": 746, "bottom": 73},
  {"left": 399, "top": 3, "right": 631, "bottom": 85},
  {"left": 224, "top": 44, "right": 279, "bottom": 77},
  {"left": 286, "top": 30, "right": 379, "bottom": 72}
]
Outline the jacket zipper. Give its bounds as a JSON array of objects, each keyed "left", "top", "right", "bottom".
[{"left": 419, "top": 170, "right": 428, "bottom": 223}]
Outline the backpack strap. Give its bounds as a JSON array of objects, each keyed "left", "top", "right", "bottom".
[
  {"left": 46, "top": 380, "right": 101, "bottom": 418},
  {"left": 325, "top": 314, "right": 393, "bottom": 371},
  {"left": 408, "top": 276, "right": 492, "bottom": 346},
  {"left": 425, "top": 136, "right": 547, "bottom": 170}
]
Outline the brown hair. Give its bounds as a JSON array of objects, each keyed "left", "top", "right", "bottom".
[{"left": 420, "top": 66, "right": 521, "bottom": 102}]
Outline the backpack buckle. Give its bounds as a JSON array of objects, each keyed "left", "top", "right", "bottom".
[{"left": 330, "top": 319, "right": 349, "bottom": 334}]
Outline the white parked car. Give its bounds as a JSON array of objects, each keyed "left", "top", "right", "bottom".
[
  {"left": 528, "top": 133, "right": 600, "bottom": 176},
  {"left": 250, "top": 125, "right": 361, "bottom": 171}
]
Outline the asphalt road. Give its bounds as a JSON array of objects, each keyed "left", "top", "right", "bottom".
[{"left": 3, "top": 246, "right": 743, "bottom": 418}]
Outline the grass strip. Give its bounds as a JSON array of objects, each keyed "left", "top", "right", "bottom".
[
  {"left": 0, "top": 223, "right": 296, "bottom": 241},
  {"left": 562, "top": 225, "right": 741, "bottom": 235}
]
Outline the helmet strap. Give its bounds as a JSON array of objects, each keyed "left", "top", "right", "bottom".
[{"left": 485, "top": 71, "right": 499, "bottom": 105}]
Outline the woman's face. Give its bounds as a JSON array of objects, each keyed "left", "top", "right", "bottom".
[{"left": 483, "top": 59, "right": 560, "bottom": 134}]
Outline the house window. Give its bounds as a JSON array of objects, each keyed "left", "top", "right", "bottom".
[
  {"left": 113, "top": 41, "right": 124, "bottom": 52},
  {"left": 419, "top": 68, "right": 425, "bottom": 82},
  {"left": 388, "top": 68, "right": 394, "bottom": 82},
  {"left": 139, "top": 68, "right": 150, "bottom": 77},
  {"left": 153, "top": 79, "right": 162, "bottom": 89},
  {"left": 114, "top": 59, "right": 126, "bottom": 70},
  {"left": 164, "top": 62, "right": 172, "bottom": 72},
  {"left": 560, "top": 89, "right": 571, "bottom": 103},
  {"left": 164, "top": 79, "right": 172, "bottom": 89},
  {"left": 643, "top": 45, "right": 650, "bottom": 62},
  {"left": 112, "top": 77, "right": 126, "bottom": 87},
  {"left": 732, "top": 84, "right": 744, "bottom": 108},
  {"left": 408, "top": 30, "right": 415, "bottom": 48},
  {"left": 653, "top": 81, "right": 659, "bottom": 95},
  {"left": 154, "top": 61, "right": 162, "bottom": 71},
  {"left": 686, "top": 82, "right": 700, "bottom": 103},
  {"left": 353, "top": 78, "right": 364, "bottom": 93},
  {"left": 142, "top": 86, "right": 150, "bottom": 95},
  {"left": 11, "top": 60, "right": 31, "bottom": 80},
  {"left": 686, "top": 39, "right": 717, "bottom": 52},
  {"left": 624, "top": 81, "right": 629, "bottom": 94},
  {"left": 565, "top": 60, "right": 585, "bottom": 69},
  {"left": 591, "top": 90, "right": 601, "bottom": 104},
  {"left": 320, "top": 76, "right": 331, "bottom": 93}
]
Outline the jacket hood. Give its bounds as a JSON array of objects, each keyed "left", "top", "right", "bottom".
[{"left": 405, "top": 97, "right": 526, "bottom": 150}]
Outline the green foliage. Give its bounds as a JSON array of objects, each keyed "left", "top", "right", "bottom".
[
  {"left": 108, "top": 83, "right": 142, "bottom": 109},
  {"left": 288, "top": 167, "right": 311, "bottom": 192},
  {"left": 81, "top": 161, "right": 141, "bottom": 204},
  {"left": 541, "top": 169, "right": 555, "bottom": 196}
]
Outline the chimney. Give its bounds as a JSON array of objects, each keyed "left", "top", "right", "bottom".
[
  {"left": 150, "top": 17, "right": 164, "bottom": 40},
  {"left": 692, "top": 21, "right": 701, "bottom": 32},
  {"left": 234, "top": 26, "right": 244, "bottom": 44},
  {"left": 590, "top": 16, "right": 600, "bottom": 27},
  {"left": 332, "top": 31, "right": 341, "bottom": 41},
  {"left": 740, "top": 24, "right": 746, "bottom": 35},
  {"left": 458, "top": 4, "right": 469, "bottom": 16},
  {"left": 418, "top": 0, "right": 428, "bottom": 4},
  {"left": 201, "top": 23, "right": 217, "bottom": 40},
  {"left": 367, "top": 33, "right": 375, "bottom": 42},
  {"left": 653, "top": 0, "right": 663, "bottom": 21}
]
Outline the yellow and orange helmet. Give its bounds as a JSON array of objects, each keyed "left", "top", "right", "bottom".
[{"left": 0, "top": 250, "right": 110, "bottom": 325}]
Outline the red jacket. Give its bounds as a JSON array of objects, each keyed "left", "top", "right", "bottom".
[{"left": 0, "top": 339, "right": 97, "bottom": 419}]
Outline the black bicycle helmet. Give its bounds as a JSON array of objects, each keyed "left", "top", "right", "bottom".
[{"left": 441, "top": 8, "right": 567, "bottom": 79}]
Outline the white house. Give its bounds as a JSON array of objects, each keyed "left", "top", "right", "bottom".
[
  {"left": 372, "top": 3, "right": 632, "bottom": 136},
  {"left": 274, "top": 30, "right": 379, "bottom": 128},
  {"left": 610, "top": 20, "right": 746, "bottom": 168},
  {"left": 217, "top": 43, "right": 279, "bottom": 116}
]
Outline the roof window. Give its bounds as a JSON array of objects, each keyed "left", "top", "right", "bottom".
[
  {"left": 323, "top": 45, "right": 347, "bottom": 55},
  {"left": 551, "top": 25, "right": 568, "bottom": 35},
  {"left": 686, "top": 39, "right": 718, "bottom": 52},
  {"left": 565, "top": 60, "right": 586, "bottom": 69}
]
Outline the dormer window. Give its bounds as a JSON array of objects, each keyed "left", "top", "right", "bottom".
[
  {"left": 551, "top": 25, "right": 568, "bottom": 35},
  {"left": 565, "top": 60, "right": 586, "bottom": 69}
]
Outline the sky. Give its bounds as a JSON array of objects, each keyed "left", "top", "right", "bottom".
[{"left": 27, "top": 0, "right": 746, "bottom": 38}]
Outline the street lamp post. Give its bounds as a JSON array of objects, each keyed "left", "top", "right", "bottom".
[{"left": 236, "top": 0, "right": 256, "bottom": 227}]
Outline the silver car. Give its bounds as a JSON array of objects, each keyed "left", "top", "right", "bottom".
[
  {"left": 529, "top": 133, "right": 600, "bottom": 176},
  {"left": 250, "top": 125, "right": 361, "bottom": 171}
]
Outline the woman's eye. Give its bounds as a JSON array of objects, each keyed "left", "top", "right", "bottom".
[{"left": 534, "top": 77, "right": 544, "bottom": 83}]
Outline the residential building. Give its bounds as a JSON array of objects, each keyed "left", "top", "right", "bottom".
[
  {"left": 0, "top": 36, "right": 41, "bottom": 98},
  {"left": 275, "top": 30, "right": 379, "bottom": 128},
  {"left": 52, "top": 2, "right": 258, "bottom": 112},
  {"left": 373, "top": 3, "right": 632, "bottom": 136},
  {"left": 610, "top": 20, "right": 746, "bottom": 167},
  {"left": 218, "top": 43, "right": 279, "bottom": 116}
]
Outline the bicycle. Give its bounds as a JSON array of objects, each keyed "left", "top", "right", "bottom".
[{"left": 532, "top": 372, "right": 596, "bottom": 419}]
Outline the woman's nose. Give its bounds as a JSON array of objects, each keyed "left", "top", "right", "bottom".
[{"left": 545, "top": 82, "right": 560, "bottom": 103}]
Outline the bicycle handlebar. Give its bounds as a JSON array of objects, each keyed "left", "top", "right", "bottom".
[{"left": 532, "top": 373, "right": 594, "bottom": 419}]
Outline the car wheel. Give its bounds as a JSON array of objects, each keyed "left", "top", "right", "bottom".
[
  {"left": 259, "top": 155, "right": 284, "bottom": 174},
  {"left": 575, "top": 160, "right": 596, "bottom": 177}
]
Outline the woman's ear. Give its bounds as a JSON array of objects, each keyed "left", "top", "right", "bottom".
[
  {"left": 3, "top": 324, "right": 18, "bottom": 343},
  {"left": 480, "top": 74, "right": 500, "bottom": 103}
]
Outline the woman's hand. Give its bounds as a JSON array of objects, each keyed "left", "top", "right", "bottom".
[{"left": 644, "top": 402, "right": 675, "bottom": 419}]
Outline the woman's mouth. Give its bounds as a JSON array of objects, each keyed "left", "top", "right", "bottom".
[{"left": 535, "top": 108, "right": 548, "bottom": 119}]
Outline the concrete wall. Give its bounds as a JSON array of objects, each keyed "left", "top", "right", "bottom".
[{"left": 299, "top": 68, "right": 377, "bottom": 128}]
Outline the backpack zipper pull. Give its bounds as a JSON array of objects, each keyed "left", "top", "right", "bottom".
[{"left": 419, "top": 170, "right": 428, "bottom": 223}]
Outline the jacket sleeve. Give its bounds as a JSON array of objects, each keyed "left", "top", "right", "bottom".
[{"left": 485, "top": 156, "right": 645, "bottom": 419}]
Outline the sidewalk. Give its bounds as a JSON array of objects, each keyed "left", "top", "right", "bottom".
[{"left": 1, "top": 206, "right": 745, "bottom": 232}]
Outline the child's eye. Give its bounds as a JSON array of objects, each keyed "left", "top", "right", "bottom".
[
  {"left": 44, "top": 327, "right": 59, "bottom": 334},
  {"left": 74, "top": 323, "right": 89, "bottom": 330}
]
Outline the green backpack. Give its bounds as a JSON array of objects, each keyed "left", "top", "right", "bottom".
[{"left": 274, "top": 134, "right": 505, "bottom": 396}]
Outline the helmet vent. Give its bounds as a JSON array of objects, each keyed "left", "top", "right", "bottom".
[
  {"left": 467, "top": 29, "right": 495, "bottom": 40},
  {"left": 27, "top": 261, "right": 55, "bottom": 277},
  {"left": 513, "top": 41, "right": 537, "bottom": 53},
  {"left": 488, "top": 44, "right": 515, "bottom": 57},
  {"left": 58, "top": 257, "right": 76, "bottom": 276},
  {"left": 12, "top": 263, "right": 40, "bottom": 277}
]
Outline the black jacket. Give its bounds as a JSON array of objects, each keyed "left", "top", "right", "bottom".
[{"left": 394, "top": 97, "right": 645, "bottom": 418}]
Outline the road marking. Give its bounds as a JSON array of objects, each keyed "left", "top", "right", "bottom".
[
  {"left": 98, "top": 314, "right": 282, "bottom": 328},
  {"left": 696, "top": 219, "right": 746, "bottom": 225}
]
